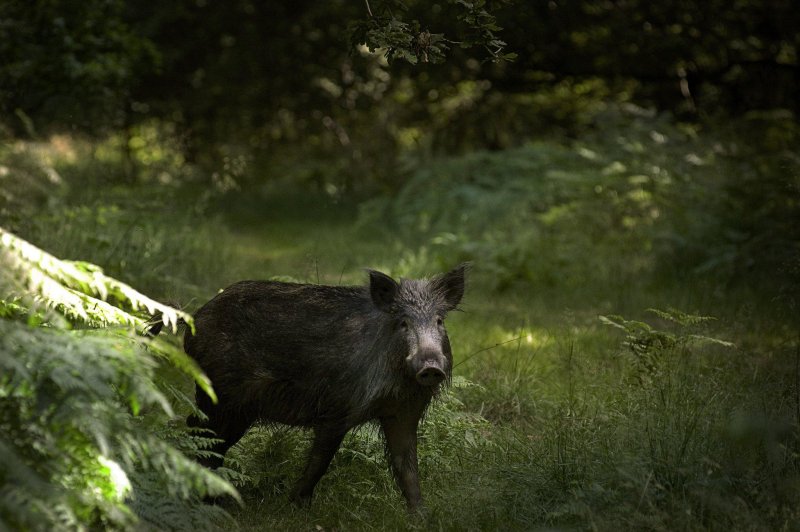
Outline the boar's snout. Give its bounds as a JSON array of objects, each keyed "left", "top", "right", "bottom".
[
  {"left": 414, "top": 354, "right": 447, "bottom": 386},
  {"left": 416, "top": 364, "right": 446, "bottom": 386}
]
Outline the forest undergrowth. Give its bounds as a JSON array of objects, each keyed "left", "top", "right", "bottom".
[{"left": 1, "top": 109, "right": 798, "bottom": 530}]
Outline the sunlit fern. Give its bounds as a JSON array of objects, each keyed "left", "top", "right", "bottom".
[
  {"left": 0, "top": 226, "right": 233, "bottom": 530},
  {"left": 0, "top": 226, "right": 192, "bottom": 332}
]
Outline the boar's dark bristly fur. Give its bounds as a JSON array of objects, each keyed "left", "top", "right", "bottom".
[{"left": 179, "top": 264, "right": 467, "bottom": 510}]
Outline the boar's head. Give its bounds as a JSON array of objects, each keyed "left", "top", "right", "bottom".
[{"left": 368, "top": 264, "right": 467, "bottom": 387}]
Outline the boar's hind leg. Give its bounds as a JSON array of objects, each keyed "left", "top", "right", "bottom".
[
  {"left": 381, "top": 414, "right": 423, "bottom": 510},
  {"left": 188, "top": 384, "right": 251, "bottom": 469},
  {"left": 290, "top": 425, "right": 347, "bottom": 504}
]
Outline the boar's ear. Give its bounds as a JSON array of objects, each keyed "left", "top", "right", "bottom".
[
  {"left": 433, "top": 262, "right": 469, "bottom": 311},
  {"left": 368, "top": 270, "right": 399, "bottom": 312}
]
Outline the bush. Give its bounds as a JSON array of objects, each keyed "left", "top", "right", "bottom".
[{"left": 358, "top": 106, "right": 800, "bottom": 298}]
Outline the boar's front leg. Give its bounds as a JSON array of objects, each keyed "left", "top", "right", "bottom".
[
  {"left": 291, "top": 425, "right": 347, "bottom": 504},
  {"left": 381, "top": 414, "right": 423, "bottom": 510}
]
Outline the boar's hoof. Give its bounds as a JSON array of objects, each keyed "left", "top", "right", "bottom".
[
  {"left": 289, "top": 487, "right": 313, "bottom": 507},
  {"left": 416, "top": 366, "right": 446, "bottom": 386}
]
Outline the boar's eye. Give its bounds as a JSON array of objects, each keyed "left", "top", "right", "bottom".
[
  {"left": 399, "top": 319, "right": 409, "bottom": 330},
  {"left": 436, "top": 317, "right": 444, "bottom": 327}
]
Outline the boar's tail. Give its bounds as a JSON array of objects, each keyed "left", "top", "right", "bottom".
[{"left": 144, "top": 309, "right": 187, "bottom": 337}]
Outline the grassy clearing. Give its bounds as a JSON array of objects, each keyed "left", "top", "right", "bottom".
[
  {"left": 3, "top": 130, "right": 798, "bottom": 530},
  {"left": 170, "top": 212, "right": 794, "bottom": 531},
  {"left": 19, "top": 198, "right": 800, "bottom": 530}
]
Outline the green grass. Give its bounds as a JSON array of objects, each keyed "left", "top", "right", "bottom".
[
  {"left": 26, "top": 201, "right": 800, "bottom": 530},
  {"left": 152, "top": 208, "right": 794, "bottom": 531}
]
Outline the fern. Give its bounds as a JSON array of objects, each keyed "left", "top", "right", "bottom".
[
  {"left": 599, "top": 308, "right": 734, "bottom": 385},
  {"left": 0, "top": 226, "right": 193, "bottom": 333},
  {"left": 0, "top": 227, "right": 235, "bottom": 530}
]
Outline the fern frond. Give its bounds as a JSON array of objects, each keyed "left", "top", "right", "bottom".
[
  {"left": 0, "top": 226, "right": 193, "bottom": 332},
  {"left": 145, "top": 335, "right": 217, "bottom": 404},
  {"left": 0, "top": 319, "right": 238, "bottom": 529}
]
